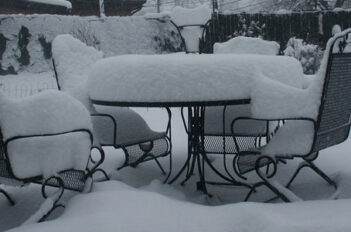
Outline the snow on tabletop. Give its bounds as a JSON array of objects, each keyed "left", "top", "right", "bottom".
[
  {"left": 170, "top": 5, "right": 211, "bottom": 26},
  {"left": 8, "top": 180, "right": 351, "bottom": 232},
  {"left": 88, "top": 54, "right": 304, "bottom": 103},
  {"left": 214, "top": 36, "right": 280, "bottom": 55},
  {"left": 25, "top": 0, "right": 72, "bottom": 9}
]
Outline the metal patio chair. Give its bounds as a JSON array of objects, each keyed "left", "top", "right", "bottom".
[
  {"left": 51, "top": 35, "right": 172, "bottom": 182},
  {"left": 0, "top": 90, "right": 105, "bottom": 222},
  {"left": 202, "top": 38, "right": 280, "bottom": 185},
  {"left": 231, "top": 29, "right": 351, "bottom": 202}
]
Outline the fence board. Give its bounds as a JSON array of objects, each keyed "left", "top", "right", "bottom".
[{"left": 203, "top": 11, "right": 351, "bottom": 53}]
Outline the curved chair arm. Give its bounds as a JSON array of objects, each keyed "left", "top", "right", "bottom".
[
  {"left": 91, "top": 113, "right": 118, "bottom": 147},
  {"left": 4, "top": 128, "right": 94, "bottom": 147},
  {"left": 231, "top": 117, "right": 317, "bottom": 156}
]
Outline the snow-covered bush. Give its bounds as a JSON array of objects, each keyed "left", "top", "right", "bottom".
[
  {"left": 231, "top": 14, "right": 266, "bottom": 39},
  {"left": 70, "top": 22, "right": 101, "bottom": 50},
  {"left": 284, "top": 37, "right": 323, "bottom": 74}
]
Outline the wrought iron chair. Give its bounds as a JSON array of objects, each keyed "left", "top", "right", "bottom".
[
  {"left": 170, "top": 5, "right": 212, "bottom": 54},
  {"left": 203, "top": 37, "right": 281, "bottom": 185},
  {"left": 51, "top": 35, "right": 172, "bottom": 182},
  {"left": 0, "top": 90, "right": 105, "bottom": 222},
  {"left": 231, "top": 29, "right": 351, "bottom": 202}
]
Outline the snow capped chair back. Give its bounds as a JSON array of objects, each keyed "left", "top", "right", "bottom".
[
  {"left": 52, "top": 34, "right": 103, "bottom": 111},
  {"left": 0, "top": 90, "right": 106, "bottom": 222},
  {"left": 213, "top": 36, "right": 280, "bottom": 55}
]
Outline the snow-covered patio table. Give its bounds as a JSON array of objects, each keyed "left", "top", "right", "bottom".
[{"left": 88, "top": 53, "right": 304, "bottom": 193}]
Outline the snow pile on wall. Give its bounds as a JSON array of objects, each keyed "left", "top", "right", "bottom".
[
  {"left": 0, "top": 14, "right": 182, "bottom": 74},
  {"left": 25, "top": 0, "right": 72, "bottom": 9}
]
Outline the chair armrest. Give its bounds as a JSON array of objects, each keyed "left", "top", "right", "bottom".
[
  {"left": 91, "top": 113, "right": 117, "bottom": 147},
  {"left": 231, "top": 117, "right": 317, "bottom": 157},
  {"left": 250, "top": 76, "right": 320, "bottom": 120},
  {"left": 4, "top": 128, "right": 93, "bottom": 146}
]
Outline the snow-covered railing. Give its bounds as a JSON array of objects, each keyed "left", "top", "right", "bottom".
[{"left": 0, "top": 77, "right": 57, "bottom": 99}]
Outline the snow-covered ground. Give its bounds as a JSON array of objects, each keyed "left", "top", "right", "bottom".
[{"left": 1, "top": 71, "right": 351, "bottom": 231}]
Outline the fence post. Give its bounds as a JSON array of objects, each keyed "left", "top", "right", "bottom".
[{"left": 156, "top": 0, "right": 160, "bottom": 13}]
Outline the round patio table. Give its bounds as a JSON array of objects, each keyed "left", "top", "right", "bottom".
[{"left": 88, "top": 53, "right": 304, "bottom": 194}]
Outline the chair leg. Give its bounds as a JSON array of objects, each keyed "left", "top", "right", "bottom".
[
  {"left": 249, "top": 156, "right": 293, "bottom": 202},
  {"left": 0, "top": 188, "right": 15, "bottom": 205},
  {"left": 286, "top": 160, "right": 336, "bottom": 189},
  {"left": 163, "top": 152, "right": 172, "bottom": 184},
  {"left": 151, "top": 156, "right": 166, "bottom": 175}
]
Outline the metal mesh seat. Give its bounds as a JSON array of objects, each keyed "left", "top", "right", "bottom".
[{"left": 236, "top": 153, "right": 272, "bottom": 175}]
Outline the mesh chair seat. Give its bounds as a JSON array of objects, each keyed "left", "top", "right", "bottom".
[{"left": 236, "top": 153, "right": 273, "bottom": 175}]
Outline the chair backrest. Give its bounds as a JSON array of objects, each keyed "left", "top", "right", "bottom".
[
  {"left": 313, "top": 29, "right": 351, "bottom": 152},
  {"left": 170, "top": 5, "right": 211, "bottom": 53},
  {"left": 52, "top": 34, "right": 103, "bottom": 91},
  {"left": 52, "top": 34, "right": 103, "bottom": 112},
  {"left": 213, "top": 36, "right": 280, "bottom": 55}
]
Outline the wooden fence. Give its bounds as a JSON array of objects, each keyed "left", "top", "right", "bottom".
[{"left": 202, "top": 10, "right": 351, "bottom": 53}]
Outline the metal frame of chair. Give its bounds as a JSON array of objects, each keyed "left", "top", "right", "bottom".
[
  {"left": 231, "top": 29, "right": 351, "bottom": 202},
  {"left": 0, "top": 127, "right": 108, "bottom": 222},
  {"left": 53, "top": 56, "right": 172, "bottom": 183}
]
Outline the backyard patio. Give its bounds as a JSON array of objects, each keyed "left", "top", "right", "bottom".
[
  {"left": 1, "top": 1, "right": 351, "bottom": 231},
  {"left": 1, "top": 98, "right": 351, "bottom": 231}
]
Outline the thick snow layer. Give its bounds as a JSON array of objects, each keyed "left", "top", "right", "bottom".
[
  {"left": 170, "top": 5, "right": 211, "bottom": 26},
  {"left": 88, "top": 54, "right": 303, "bottom": 103},
  {"left": 0, "top": 90, "right": 92, "bottom": 140},
  {"left": 8, "top": 180, "right": 351, "bottom": 232},
  {"left": 25, "top": 0, "right": 72, "bottom": 9},
  {"left": 250, "top": 29, "right": 351, "bottom": 156},
  {"left": 0, "top": 90, "right": 92, "bottom": 179},
  {"left": 260, "top": 120, "right": 315, "bottom": 156},
  {"left": 8, "top": 131, "right": 91, "bottom": 179},
  {"left": 52, "top": 34, "right": 103, "bottom": 112},
  {"left": 214, "top": 36, "right": 280, "bottom": 55},
  {"left": 170, "top": 5, "right": 211, "bottom": 52}
]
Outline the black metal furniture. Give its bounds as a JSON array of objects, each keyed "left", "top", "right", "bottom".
[
  {"left": 230, "top": 29, "right": 351, "bottom": 202},
  {"left": 88, "top": 53, "right": 304, "bottom": 195},
  {"left": 0, "top": 91, "right": 107, "bottom": 222},
  {"left": 52, "top": 34, "right": 172, "bottom": 179},
  {"left": 91, "top": 99, "right": 250, "bottom": 194}
]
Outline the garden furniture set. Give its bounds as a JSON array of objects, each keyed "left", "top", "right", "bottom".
[{"left": 0, "top": 18, "right": 350, "bottom": 223}]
